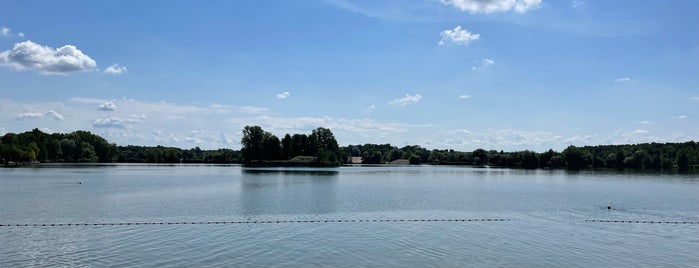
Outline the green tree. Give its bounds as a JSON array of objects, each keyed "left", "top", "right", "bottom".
[
  {"left": 281, "top": 134, "right": 292, "bottom": 159},
  {"left": 241, "top": 125, "right": 265, "bottom": 163},
  {"left": 262, "top": 134, "right": 281, "bottom": 160},
  {"left": 563, "top": 145, "right": 589, "bottom": 170}
]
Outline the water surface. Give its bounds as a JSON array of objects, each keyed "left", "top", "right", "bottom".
[{"left": 1, "top": 164, "right": 698, "bottom": 267}]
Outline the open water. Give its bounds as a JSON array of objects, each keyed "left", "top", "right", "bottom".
[{"left": 1, "top": 164, "right": 698, "bottom": 267}]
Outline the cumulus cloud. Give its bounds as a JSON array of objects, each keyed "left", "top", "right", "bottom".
[
  {"left": 276, "top": 91, "right": 291, "bottom": 99},
  {"left": 103, "top": 63, "right": 127, "bottom": 75},
  {"left": 46, "top": 110, "right": 64, "bottom": 120},
  {"left": 614, "top": 77, "right": 633, "bottom": 82},
  {"left": 18, "top": 32, "right": 25, "bottom": 38},
  {"left": 98, "top": 101, "right": 117, "bottom": 111},
  {"left": 472, "top": 58, "right": 495, "bottom": 70},
  {"left": 0, "top": 40, "right": 97, "bottom": 74},
  {"left": 389, "top": 94, "right": 422, "bottom": 106},
  {"left": 93, "top": 117, "right": 125, "bottom": 128},
  {"left": 441, "top": 0, "right": 542, "bottom": 14},
  {"left": 439, "top": 26, "right": 480, "bottom": 46}
]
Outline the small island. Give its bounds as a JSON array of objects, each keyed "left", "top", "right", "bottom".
[{"left": 0, "top": 127, "right": 697, "bottom": 172}]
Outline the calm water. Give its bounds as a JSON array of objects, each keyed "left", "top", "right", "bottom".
[{"left": 1, "top": 164, "right": 698, "bottom": 267}]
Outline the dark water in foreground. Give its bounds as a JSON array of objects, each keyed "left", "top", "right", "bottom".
[{"left": 1, "top": 164, "right": 698, "bottom": 267}]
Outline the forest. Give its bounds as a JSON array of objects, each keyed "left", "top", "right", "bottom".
[{"left": 1, "top": 128, "right": 697, "bottom": 172}]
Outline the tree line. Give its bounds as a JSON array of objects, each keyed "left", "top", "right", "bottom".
[
  {"left": 0, "top": 128, "right": 241, "bottom": 165},
  {"left": 1, "top": 128, "right": 697, "bottom": 172},
  {"left": 240, "top": 125, "right": 343, "bottom": 166},
  {"left": 343, "top": 142, "right": 698, "bottom": 172}
]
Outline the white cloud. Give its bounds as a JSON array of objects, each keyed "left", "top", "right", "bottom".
[
  {"left": 185, "top": 137, "right": 205, "bottom": 144},
  {"left": 439, "top": 26, "right": 480, "bottom": 46},
  {"left": 472, "top": 58, "right": 495, "bottom": 70},
  {"left": 0, "top": 40, "right": 97, "bottom": 74},
  {"left": 124, "top": 114, "right": 147, "bottom": 123},
  {"left": 93, "top": 117, "right": 125, "bottom": 128},
  {"left": 1, "top": 27, "right": 11, "bottom": 37},
  {"left": 459, "top": 94, "right": 471, "bottom": 99},
  {"left": 103, "top": 63, "right": 127, "bottom": 75},
  {"left": 276, "top": 91, "right": 291, "bottom": 99},
  {"left": 18, "top": 32, "right": 25, "bottom": 38},
  {"left": 441, "top": 0, "right": 542, "bottom": 14},
  {"left": 46, "top": 110, "right": 64, "bottom": 120},
  {"left": 571, "top": 0, "right": 585, "bottom": 8},
  {"left": 673, "top": 115, "right": 687, "bottom": 119},
  {"left": 690, "top": 96, "right": 699, "bottom": 101},
  {"left": 16, "top": 112, "right": 45, "bottom": 120},
  {"left": 614, "top": 77, "right": 633, "bottom": 82},
  {"left": 637, "top": 120, "right": 652, "bottom": 124},
  {"left": 365, "top": 104, "right": 376, "bottom": 113},
  {"left": 98, "top": 101, "right": 117, "bottom": 111},
  {"left": 389, "top": 94, "right": 422, "bottom": 106},
  {"left": 70, "top": 97, "right": 109, "bottom": 104}
]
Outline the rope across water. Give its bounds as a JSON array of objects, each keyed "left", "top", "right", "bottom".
[{"left": 0, "top": 218, "right": 510, "bottom": 227}]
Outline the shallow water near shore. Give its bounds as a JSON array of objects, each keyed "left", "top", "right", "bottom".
[{"left": 2, "top": 164, "right": 699, "bottom": 267}]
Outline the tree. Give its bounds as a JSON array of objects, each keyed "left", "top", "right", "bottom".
[
  {"left": 308, "top": 127, "right": 339, "bottom": 156},
  {"left": 281, "top": 134, "right": 292, "bottom": 159},
  {"left": 241, "top": 125, "right": 265, "bottom": 163},
  {"left": 563, "top": 145, "right": 589, "bottom": 170},
  {"left": 60, "top": 138, "right": 77, "bottom": 162},
  {"left": 262, "top": 134, "right": 281, "bottom": 160},
  {"left": 291, "top": 134, "right": 308, "bottom": 157},
  {"left": 677, "top": 151, "right": 689, "bottom": 173}
]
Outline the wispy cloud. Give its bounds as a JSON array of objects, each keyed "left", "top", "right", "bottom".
[
  {"left": 690, "top": 96, "right": 699, "bottom": 102},
  {"left": 103, "top": 63, "right": 127, "bottom": 75},
  {"left": 46, "top": 110, "right": 64, "bottom": 120},
  {"left": 471, "top": 58, "right": 495, "bottom": 70},
  {"left": 673, "top": 115, "right": 687, "bottom": 119},
  {"left": 93, "top": 117, "right": 125, "bottom": 128},
  {"left": 637, "top": 120, "right": 652, "bottom": 124},
  {"left": 1, "top": 27, "right": 11, "bottom": 37},
  {"left": 459, "top": 94, "right": 471, "bottom": 99},
  {"left": 441, "top": 0, "right": 542, "bottom": 14},
  {"left": 571, "top": 0, "right": 585, "bottom": 8},
  {"left": 276, "top": 91, "right": 291, "bottom": 99},
  {"left": 389, "top": 94, "right": 422, "bottom": 106},
  {"left": 15, "top": 110, "right": 63, "bottom": 120},
  {"left": 439, "top": 26, "right": 480, "bottom": 46},
  {"left": 365, "top": 104, "right": 376, "bottom": 113},
  {"left": 15, "top": 112, "right": 45, "bottom": 120},
  {"left": 614, "top": 77, "right": 633, "bottom": 82},
  {"left": 0, "top": 40, "right": 96, "bottom": 74}
]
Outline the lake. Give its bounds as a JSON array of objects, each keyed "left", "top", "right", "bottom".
[{"left": 1, "top": 164, "right": 698, "bottom": 267}]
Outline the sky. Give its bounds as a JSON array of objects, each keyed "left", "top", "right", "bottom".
[{"left": 1, "top": 0, "right": 698, "bottom": 152}]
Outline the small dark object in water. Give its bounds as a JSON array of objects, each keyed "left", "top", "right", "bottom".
[
  {"left": 607, "top": 205, "right": 611, "bottom": 210},
  {"left": 78, "top": 182, "right": 82, "bottom": 184}
]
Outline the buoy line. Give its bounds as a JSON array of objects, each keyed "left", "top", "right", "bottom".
[
  {"left": 585, "top": 220, "right": 699, "bottom": 225},
  {"left": 0, "top": 218, "right": 511, "bottom": 227}
]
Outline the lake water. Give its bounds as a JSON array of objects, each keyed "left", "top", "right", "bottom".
[{"left": 1, "top": 164, "right": 699, "bottom": 267}]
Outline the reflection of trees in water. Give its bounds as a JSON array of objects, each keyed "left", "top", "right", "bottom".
[{"left": 240, "top": 169, "right": 339, "bottom": 216}]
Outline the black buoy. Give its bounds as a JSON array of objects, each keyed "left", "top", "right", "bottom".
[{"left": 607, "top": 205, "right": 612, "bottom": 210}]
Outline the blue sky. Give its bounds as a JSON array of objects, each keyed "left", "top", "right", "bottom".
[{"left": 1, "top": 0, "right": 698, "bottom": 151}]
